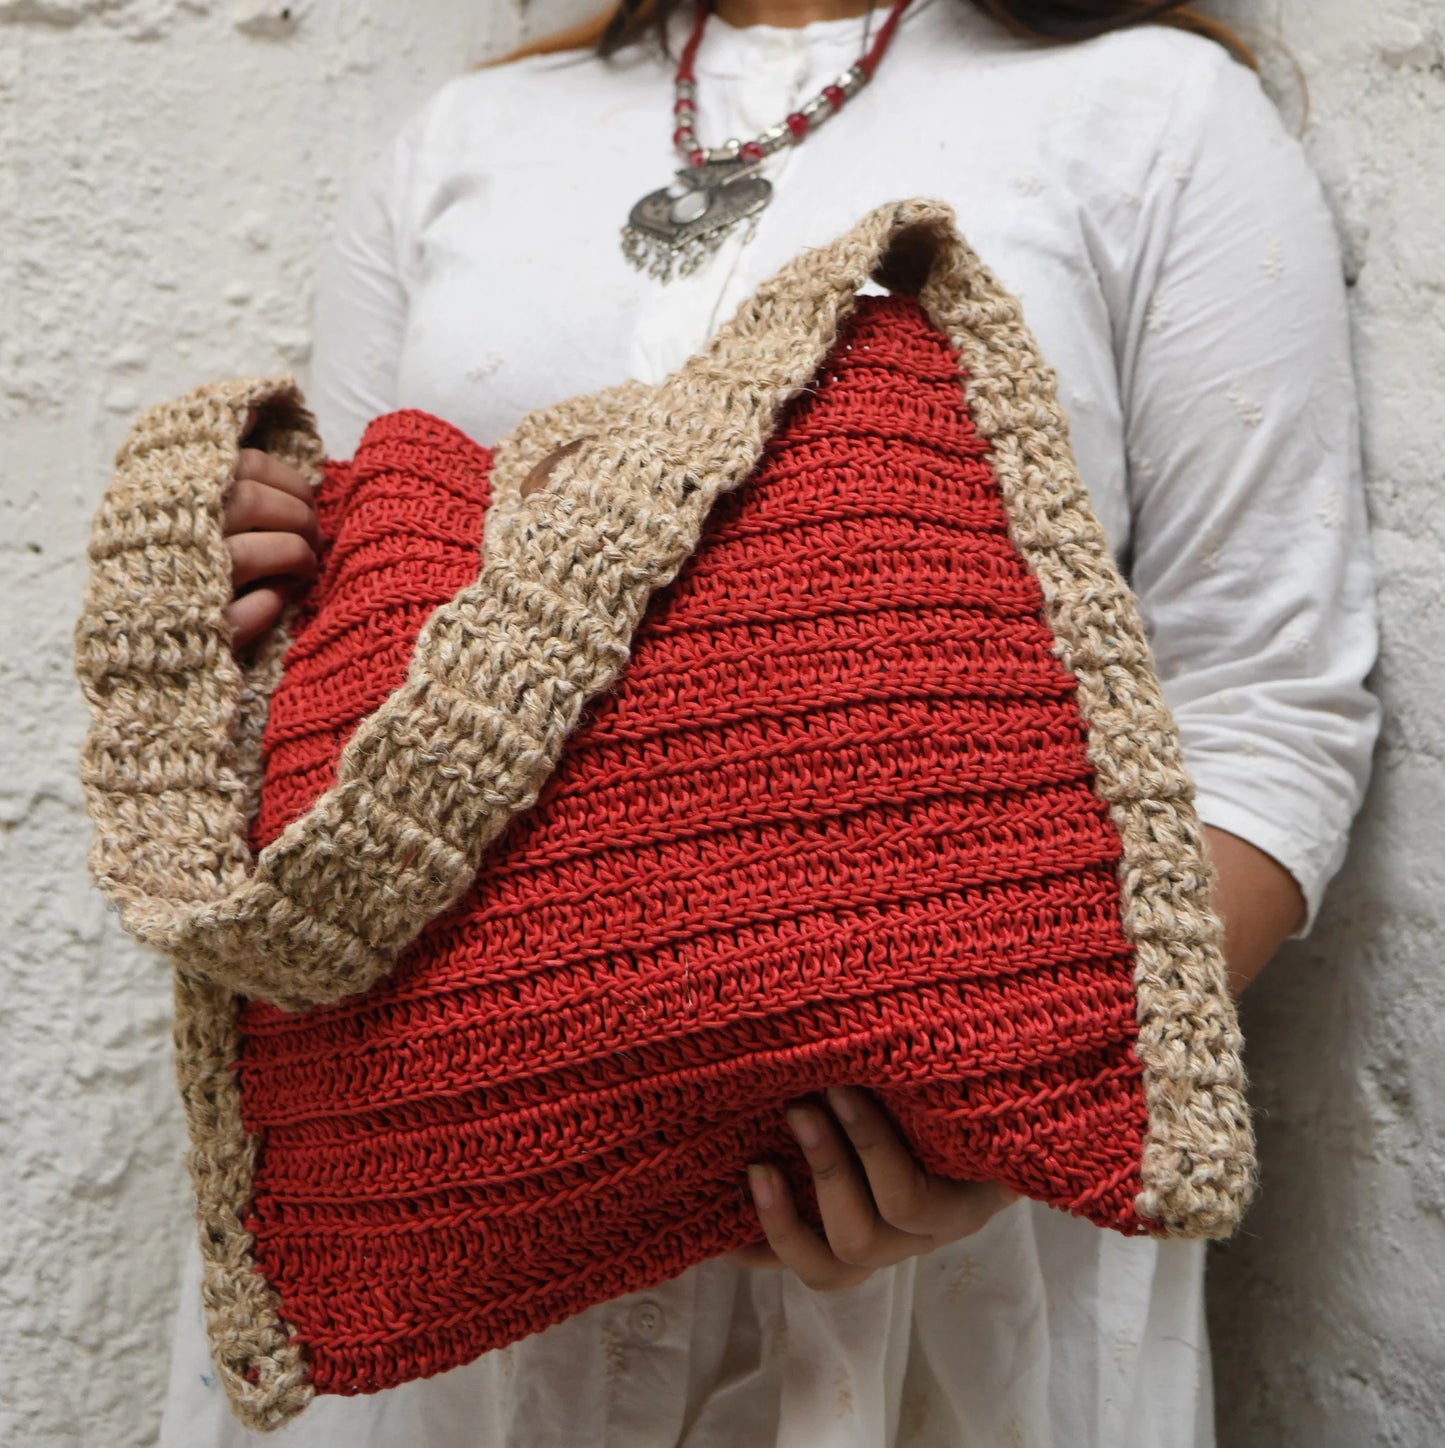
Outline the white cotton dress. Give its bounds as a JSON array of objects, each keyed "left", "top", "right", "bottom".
[{"left": 158, "top": 2, "right": 1381, "bottom": 1444}]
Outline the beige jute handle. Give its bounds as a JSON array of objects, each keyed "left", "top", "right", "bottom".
[{"left": 76, "top": 200, "right": 980, "bottom": 1011}]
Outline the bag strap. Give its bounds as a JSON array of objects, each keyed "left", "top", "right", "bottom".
[{"left": 75, "top": 201, "right": 972, "bottom": 1009}]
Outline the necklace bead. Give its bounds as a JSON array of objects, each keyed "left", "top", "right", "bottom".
[
  {"left": 669, "top": 0, "right": 911, "bottom": 166},
  {"left": 622, "top": 0, "right": 913, "bottom": 282}
]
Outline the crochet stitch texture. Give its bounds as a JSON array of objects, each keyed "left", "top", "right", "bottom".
[
  {"left": 242, "top": 295, "right": 1147, "bottom": 1395},
  {"left": 75, "top": 203, "right": 1254, "bottom": 1431}
]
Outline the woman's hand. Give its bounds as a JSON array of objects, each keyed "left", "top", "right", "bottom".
[
  {"left": 223, "top": 442, "right": 321, "bottom": 652},
  {"left": 723, "top": 1086, "right": 1019, "bottom": 1290}
]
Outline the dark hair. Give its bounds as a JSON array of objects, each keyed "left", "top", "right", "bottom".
[{"left": 597, "top": 0, "right": 1251, "bottom": 63}]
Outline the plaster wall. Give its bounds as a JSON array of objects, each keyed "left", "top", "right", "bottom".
[
  {"left": 0, "top": 2, "right": 1439, "bottom": 1445},
  {"left": 1203, "top": 4, "right": 1445, "bottom": 1444}
]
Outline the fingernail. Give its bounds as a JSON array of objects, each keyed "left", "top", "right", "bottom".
[
  {"left": 747, "top": 1164, "right": 775, "bottom": 1211},
  {"left": 786, "top": 1107, "right": 823, "bottom": 1149},
  {"left": 826, "top": 1086, "right": 857, "bottom": 1124}
]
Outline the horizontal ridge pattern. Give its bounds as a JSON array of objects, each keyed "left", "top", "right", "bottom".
[{"left": 238, "top": 295, "right": 1148, "bottom": 1398}]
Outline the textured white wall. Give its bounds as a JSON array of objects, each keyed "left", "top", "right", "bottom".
[
  {"left": 1203, "top": 3, "right": 1445, "bottom": 1444},
  {"left": 0, "top": 1, "right": 1439, "bottom": 1445},
  {"left": 0, "top": 6, "right": 570, "bottom": 1444}
]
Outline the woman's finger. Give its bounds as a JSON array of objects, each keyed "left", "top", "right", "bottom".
[
  {"left": 785, "top": 1101, "right": 930, "bottom": 1270},
  {"left": 224, "top": 582, "right": 288, "bottom": 651},
  {"left": 235, "top": 447, "right": 315, "bottom": 506},
  {"left": 743, "top": 1163, "right": 874, "bottom": 1292},
  {"left": 226, "top": 531, "right": 319, "bottom": 592},
  {"left": 821, "top": 1087, "right": 940, "bottom": 1235},
  {"left": 825, "top": 1086, "right": 1019, "bottom": 1239},
  {"left": 224, "top": 476, "right": 321, "bottom": 548}
]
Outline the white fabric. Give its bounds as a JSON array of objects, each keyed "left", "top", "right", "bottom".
[
  {"left": 162, "top": 1196, "right": 1213, "bottom": 1448},
  {"left": 158, "top": 2, "right": 1380, "bottom": 1444}
]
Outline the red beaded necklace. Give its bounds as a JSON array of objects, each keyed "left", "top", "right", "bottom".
[{"left": 622, "top": 0, "right": 913, "bottom": 282}]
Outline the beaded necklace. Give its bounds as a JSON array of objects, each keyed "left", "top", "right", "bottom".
[{"left": 621, "top": 0, "right": 913, "bottom": 282}]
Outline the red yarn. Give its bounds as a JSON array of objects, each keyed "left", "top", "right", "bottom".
[{"left": 238, "top": 295, "right": 1149, "bottom": 1398}]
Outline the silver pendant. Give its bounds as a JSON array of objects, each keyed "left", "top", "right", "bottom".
[{"left": 621, "top": 159, "right": 772, "bottom": 283}]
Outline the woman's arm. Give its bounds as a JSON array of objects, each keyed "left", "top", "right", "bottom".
[
  {"left": 1204, "top": 824, "right": 1305, "bottom": 996},
  {"left": 305, "top": 114, "right": 422, "bottom": 456},
  {"left": 221, "top": 116, "right": 422, "bottom": 652},
  {"left": 1103, "top": 46, "right": 1381, "bottom": 964}
]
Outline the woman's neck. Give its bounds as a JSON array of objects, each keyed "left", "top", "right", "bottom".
[{"left": 714, "top": 0, "right": 876, "bottom": 27}]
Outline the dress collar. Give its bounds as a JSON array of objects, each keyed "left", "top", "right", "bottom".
[{"left": 676, "top": 0, "right": 942, "bottom": 79}]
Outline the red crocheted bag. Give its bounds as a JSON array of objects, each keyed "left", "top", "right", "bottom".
[{"left": 76, "top": 204, "right": 1253, "bottom": 1430}]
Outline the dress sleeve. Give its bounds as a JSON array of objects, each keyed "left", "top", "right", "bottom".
[
  {"left": 304, "top": 112, "right": 423, "bottom": 458},
  {"left": 1111, "top": 50, "right": 1381, "bottom": 937}
]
